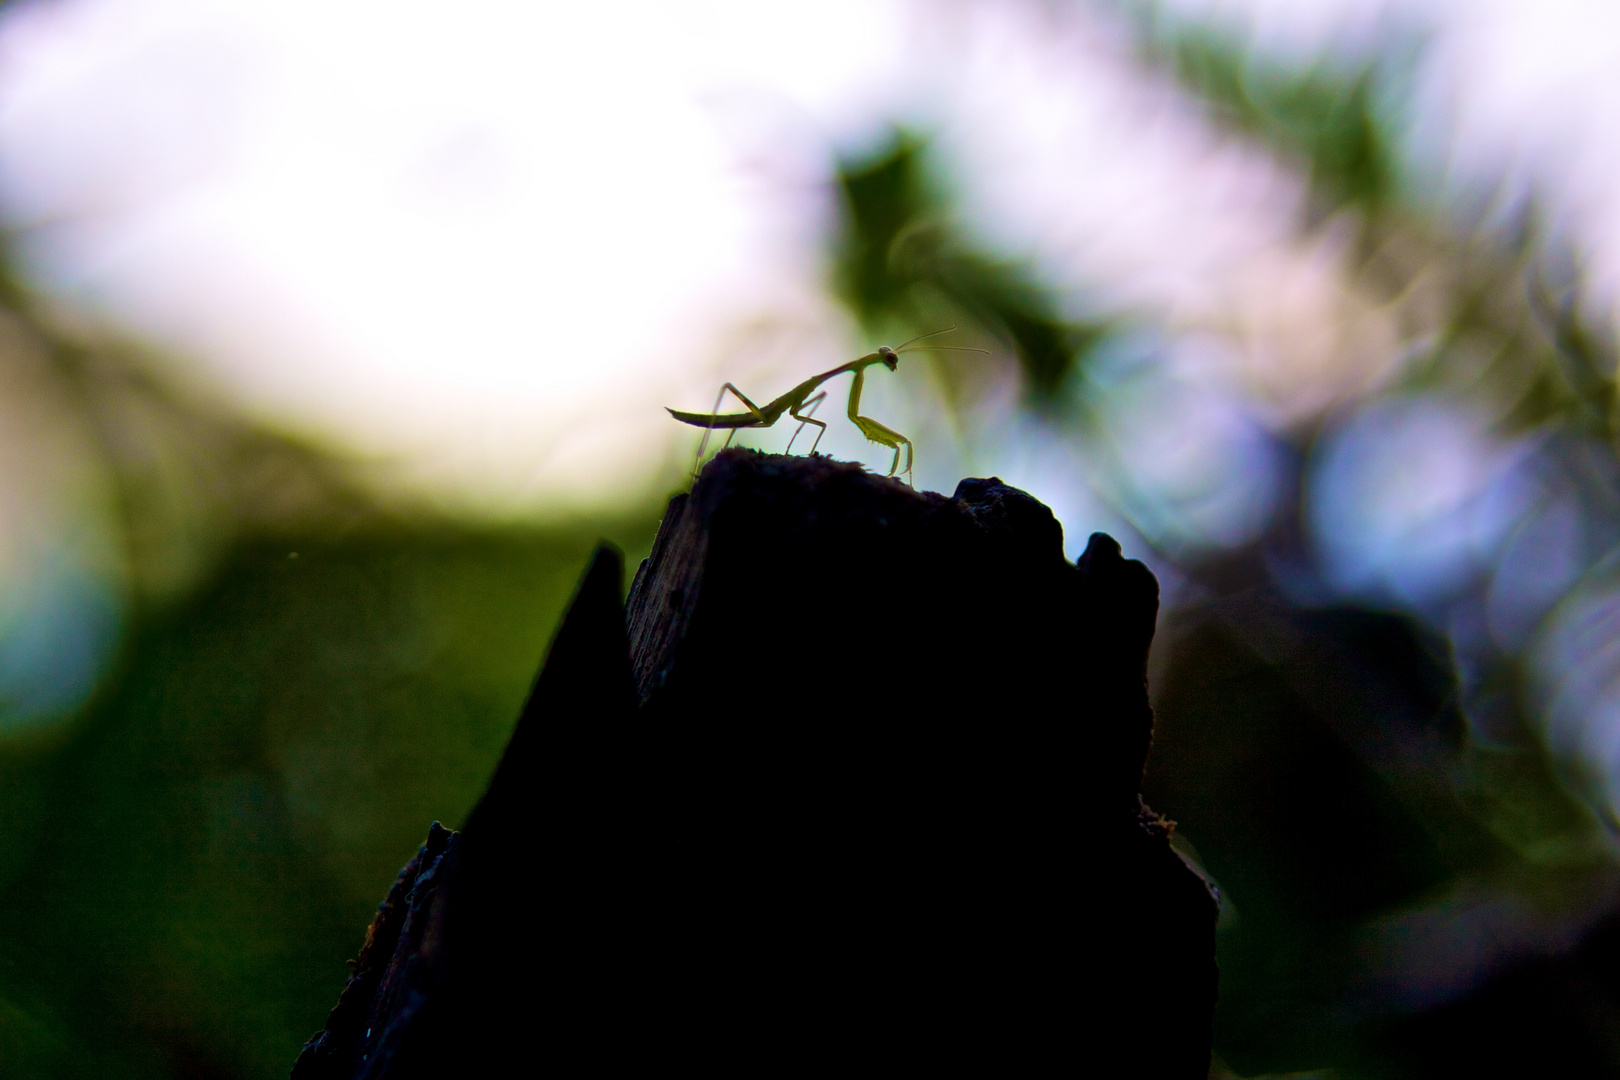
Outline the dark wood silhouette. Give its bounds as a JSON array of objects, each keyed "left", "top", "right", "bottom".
[{"left": 292, "top": 448, "right": 1216, "bottom": 1076}]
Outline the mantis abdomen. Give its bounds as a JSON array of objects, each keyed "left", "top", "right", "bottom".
[{"left": 666, "top": 407, "right": 773, "bottom": 428}]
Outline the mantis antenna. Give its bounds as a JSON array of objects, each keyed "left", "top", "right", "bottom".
[
  {"left": 890, "top": 324, "right": 993, "bottom": 359},
  {"left": 891, "top": 325, "right": 962, "bottom": 351}
]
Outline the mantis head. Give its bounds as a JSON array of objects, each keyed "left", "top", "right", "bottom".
[{"left": 881, "top": 326, "right": 990, "bottom": 369}]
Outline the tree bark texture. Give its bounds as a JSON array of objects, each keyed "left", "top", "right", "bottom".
[{"left": 291, "top": 448, "right": 1218, "bottom": 1076}]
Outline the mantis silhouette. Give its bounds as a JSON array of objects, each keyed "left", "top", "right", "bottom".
[{"left": 668, "top": 327, "right": 988, "bottom": 484}]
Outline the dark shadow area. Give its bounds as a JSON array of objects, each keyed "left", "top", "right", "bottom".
[{"left": 290, "top": 450, "right": 1217, "bottom": 1076}]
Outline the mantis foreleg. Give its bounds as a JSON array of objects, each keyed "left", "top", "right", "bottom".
[{"left": 845, "top": 369, "right": 914, "bottom": 482}]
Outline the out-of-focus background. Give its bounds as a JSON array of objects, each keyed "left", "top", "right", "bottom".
[{"left": 4, "top": 0, "right": 1620, "bottom": 1075}]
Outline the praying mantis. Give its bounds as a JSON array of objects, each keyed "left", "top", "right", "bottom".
[{"left": 668, "top": 327, "right": 988, "bottom": 484}]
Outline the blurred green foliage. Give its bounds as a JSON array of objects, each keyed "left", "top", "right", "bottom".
[
  {"left": 1133, "top": 1, "right": 1620, "bottom": 444},
  {"left": 5, "top": 3, "right": 1620, "bottom": 1077},
  {"left": 823, "top": 7, "right": 1620, "bottom": 1077},
  {"left": 1118, "top": 6, "right": 1620, "bottom": 1077},
  {"left": 831, "top": 132, "right": 1112, "bottom": 404},
  {"left": 0, "top": 291, "right": 662, "bottom": 1075},
  {"left": 1146, "top": 598, "right": 1619, "bottom": 1076},
  {"left": 1, "top": 521, "right": 659, "bottom": 1077},
  {"left": 1135, "top": 9, "right": 1407, "bottom": 221}
]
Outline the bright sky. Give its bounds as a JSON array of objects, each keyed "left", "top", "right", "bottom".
[
  {"left": 0, "top": 0, "right": 928, "bottom": 512},
  {"left": 4, "top": 0, "right": 1620, "bottom": 730},
  {"left": 0, "top": 0, "right": 1616, "bottom": 512}
]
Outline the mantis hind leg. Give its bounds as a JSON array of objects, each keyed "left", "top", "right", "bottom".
[
  {"left": 785, "top": 391, "right": 828, "bottom": 457},
  {"left": 693, "top": 382, "right": 768, "bottom": 477},
  {"left": 850, "top": 415, "right": 914, "bottom": 483}
]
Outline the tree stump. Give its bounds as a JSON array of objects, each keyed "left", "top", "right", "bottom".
[{"left": 291, "top": 448, "right": 1217, "bottom": 1076}]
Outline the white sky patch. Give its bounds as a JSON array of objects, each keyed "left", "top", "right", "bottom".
[
  {"left": 0, "top": 0, "right": 1391, "bottom": 520},
  {"left": 913, "top": 3, "right": 1407, "bottom": 427},
  {"left": 1417, "top": 0, "right": 1620, "bottom": 309},
  {"left": 0, "top": 0, "right": 1617, "bottom": 520},
  {"left": 0, "top": 0, "right": 910, "bottom": 512}
]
